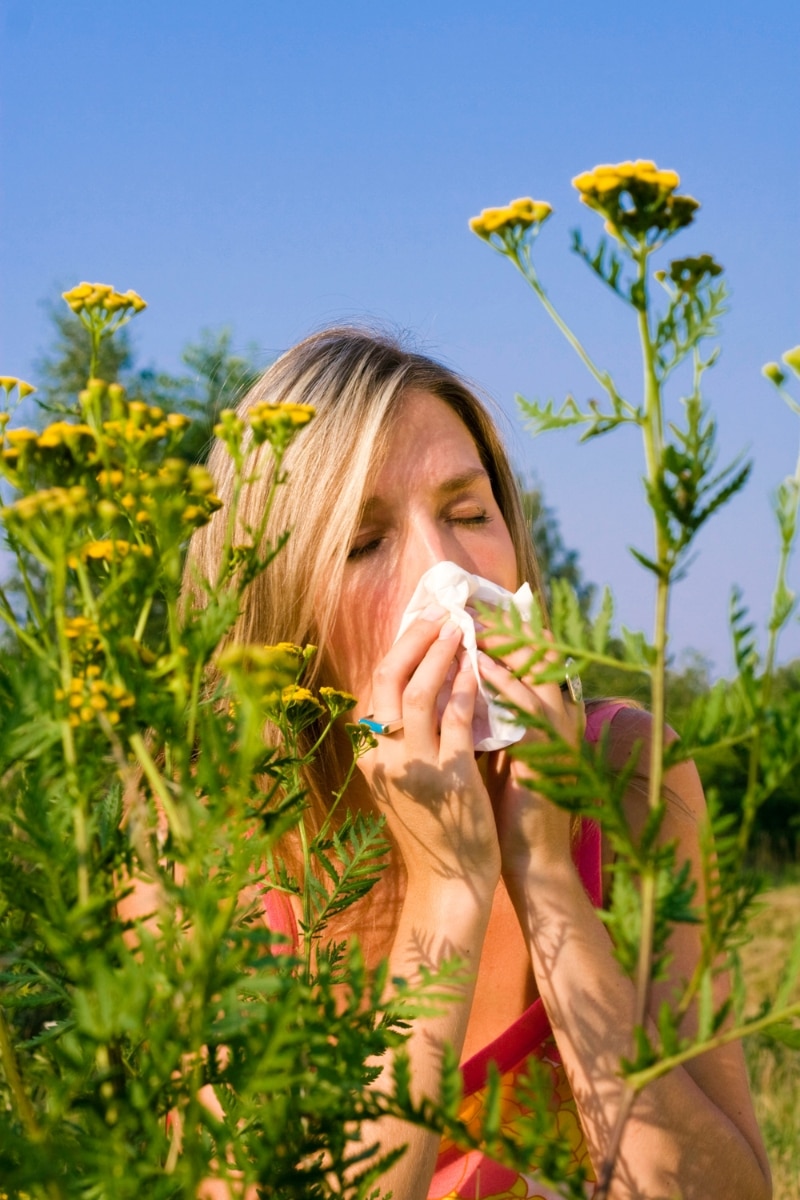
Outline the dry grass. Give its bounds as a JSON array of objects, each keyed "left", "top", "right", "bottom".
[{"left": 739, "top": 881, "right": 800, "bottom": 1200}]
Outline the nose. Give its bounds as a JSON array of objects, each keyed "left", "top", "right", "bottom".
[{"left": 404, "top": 513, "right": 474, "bottom": 583}]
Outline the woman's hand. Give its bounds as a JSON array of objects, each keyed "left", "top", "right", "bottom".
[
  {"left": 476, "top": 629, "right": 584, "bottom": 893},
  {"left": 357, "top": 607, "right": 501, "bottom": 902}
]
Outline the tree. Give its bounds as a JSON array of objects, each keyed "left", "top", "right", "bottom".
[
  {"left": 520, "top": 483, "right": 594, "bottom": 612},
  {"left": 34, "top": 300, "right": 133, "bottom": 412}
]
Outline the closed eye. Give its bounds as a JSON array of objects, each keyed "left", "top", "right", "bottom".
[
  {"left": 347, "top": 535, "right": 385, "bottom": 560},
  {"left": 448, "top": 510, "right": 491, "bottom": 528}
]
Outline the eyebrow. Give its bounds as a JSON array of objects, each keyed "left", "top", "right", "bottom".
[
  {"left": 437, "top": 468, "right": 490, "bottom": 496},
  {"left": 359, "top": 468, "right": 490, "bottom": 517}
]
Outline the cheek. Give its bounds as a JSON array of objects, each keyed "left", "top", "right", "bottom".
[
  {"left": 325, "top": 574, "right": 399, "bottom": 698},
  {"left": 481, "top": 524, "right": 519, "bottom": 591}
]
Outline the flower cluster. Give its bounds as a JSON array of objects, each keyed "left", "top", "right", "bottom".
[
  {"left": 55, "top": 665, "right": 135, "bottom": 729},
  {"left": 1, "top": 422, "right": 98, "bottom": 489},
  {"left": 279, "top": 684, "right": 326, "bottom": 730},
  {"left": 62, "top": 282, "right": 146, "bottom": 316},
  {"left": 655, "top": 255, "right": 723, "bottom": 292},
  {"left": 3, "top": 485, "right": 91, "bottom": 529},
  {"left": 218, "top": 642, "right": 307, "bottom": 704},
  {"left": 67, "top": 538, "right": 155, "bottom": 570},
  {"left": 572, "top": 160, "right": 699, "bottom": 244},
  {"left": 101, "top": 400, "right": 190, "bottom": 452},
  {"left": 319, "top": 686, "right": 357, "bottom": 720},
  {"left": 469, "top": 197, "right": 553, "bottom": 243},
  {"left": 248, "top": 401, "right": 315, "bottom": 454},
  {"left": 0, "top": 376, "right": 36, "bottom": 399}
]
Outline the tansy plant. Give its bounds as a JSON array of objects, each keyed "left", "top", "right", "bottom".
[
  {"left": 471, "top": 160, "right": 800, "bottom": 1197},
  {"left": 0, "top": 290, "right": 605, "bottom": 1200},
  {"left": 0, "top": 299, "right": 450, "bottom": 1199}
]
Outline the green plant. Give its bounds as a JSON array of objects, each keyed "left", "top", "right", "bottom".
[
  {"left": 470, "top": 161, "right": 800, "bottom": 1195},
  {"left": 0, "top": 293, "right": 461, "bottom": 1198}
]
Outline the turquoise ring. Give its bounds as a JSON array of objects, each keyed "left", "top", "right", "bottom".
[{"left": 358, "top": 714, "right": 405, "bottom": 736}]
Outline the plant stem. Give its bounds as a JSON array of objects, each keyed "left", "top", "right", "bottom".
[
  {"left": 129, "top": 731, "right": 190, "bottom": 846},
  {"left": 627, "top": 1000, "right": 800, "bottom": 1090},
  {"left": 595, "top": 245, "right": 670, "bottom": 1200},
  {"left": 0, "top": 1003, "right": 41, "bottom": 1139},
  {"left": 511, "top": 251, "right": 625, "bottom": 410}
]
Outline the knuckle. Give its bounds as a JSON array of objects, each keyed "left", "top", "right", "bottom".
[
  {"left": 403, "top": 681, "right": 427, "bottom": 712},
  {"left": 372, "top": 661, "right": 394, "bottom": 690}
]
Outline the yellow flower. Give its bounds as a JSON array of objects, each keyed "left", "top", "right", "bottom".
[
  {"left": 5, "top": 486, "right": 90, "bottom": 525},
  {"left": 248, "top": 401, "right": 315, "bottom": 448},
  {"left": 97, "top": 468, "right": 125, "bottom": 489},
  {"left": 469, "top": 197, "right": 553, "bottom": 241},
  {"left": 218, "top": 642, "right": 305, "bottom": 701},
  {"left": 5, "top": 427, "right": 38, "bottom": 447},
  {"left": 187, "top": 464, "right": 216, "bottom": 495},
  {"left": 782, "top": 346, "right": 800, "bottom": 377},
  {"left": 0, "top": 376, "right": 36, "bottom": 397},
  {"left": 124, "top": 289, "right": 147, "bottom": 312},
  {"left": 64, "top": 616, "right": 100, "bottom": 641},
  {"left": 763, "top": 362, "right": 786, "bottom": 386},
  {"left": 572, "top": 159, "right": 697, "bottom": 242},
  {"left": 84, "top": 284, "right": 113, "bottom": 310},
  {"left": 36, "top": 421, "right": 97, "bottom": 458},
  {"left": 61, "top": 281, "right": 147, "bottom": 317},
  {"left": 68, "top": 538, "right": 153, "bottom": 568},
  {"left": 280, "top": 684, "right": 326, "bottom": 729}
]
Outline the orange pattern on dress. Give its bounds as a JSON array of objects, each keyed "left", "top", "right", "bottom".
[{"left": 429, "top": 1037, "right": 594, "bottom": 1199}]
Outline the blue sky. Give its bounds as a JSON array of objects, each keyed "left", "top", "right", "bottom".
[{"left": 2, "top": 0, "right": 798, "bottom": 672}]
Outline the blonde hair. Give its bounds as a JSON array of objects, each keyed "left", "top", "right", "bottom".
[{"left": 184, "top": 326, "right": 544, "bottom": 836}]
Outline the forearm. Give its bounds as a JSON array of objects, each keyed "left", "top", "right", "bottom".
[
  {"left": 512, "top": 862, "right": 770, "bottom": 1200},
  {"left": 357, "top": 878, "right": 493, "bottom": 1200}
]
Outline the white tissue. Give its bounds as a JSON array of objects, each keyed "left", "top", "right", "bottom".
[{"left": 394, "top": 561, "right": 535, "bottom": 751}]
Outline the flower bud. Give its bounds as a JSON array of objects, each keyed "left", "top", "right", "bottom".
[
  {"left": 762, "top": 363, "right": 786, "bottom": 387},
  {"left": 96, "top": 499, "right": 119, "bottom": 522},
  {"left": 781, "top": 346, "right": 800, "bottom": 377}
]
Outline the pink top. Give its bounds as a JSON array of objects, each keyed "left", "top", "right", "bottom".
[
  {"left": 264, "top": 701, "right": 629, "bottom": 1200},
  {"left": 429, "top": 700, "right": 628, "bottom": 1199}
]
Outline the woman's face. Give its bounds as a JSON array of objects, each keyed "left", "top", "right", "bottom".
[{"left": 325, "top": 389, "right": 518, "bottom": 709}]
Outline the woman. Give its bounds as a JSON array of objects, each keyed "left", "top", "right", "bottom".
[{"left": 185, "top": 327, "right": 771, "bottom": 1200}]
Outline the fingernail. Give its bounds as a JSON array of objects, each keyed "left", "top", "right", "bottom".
[
  {"left": 421, "top": 603, "right": 447, "bottom": 621},
  {"left": 438, "top": 618, "right": 460, "bottom": 640}
]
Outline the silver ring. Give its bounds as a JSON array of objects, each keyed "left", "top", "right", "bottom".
[
  {"left": 559, "top": 657, "right": 583, "bottom": 703},
  {"left": 358, "top": 714, "right": 405, "bottom": 736}
]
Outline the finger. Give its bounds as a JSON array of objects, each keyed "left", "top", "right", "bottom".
[
  {"left": 398, "top": 620, "right": 465, "bottom": 747},
  {"left": 369, "top": 619, "right": 464, "bottom": 751},
  {"left": 477, "top": 649, "right": 580, "bottom": 739},
  {"left": 439, "top": 650, "right": 478, "bottom": 758},
  {"left": 363, "top": 603, "right": 448, "bottom": 721}
]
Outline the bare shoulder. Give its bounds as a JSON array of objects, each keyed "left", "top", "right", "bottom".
[{"left": 595, "top": 703, "right": 707, "bottom": 833}]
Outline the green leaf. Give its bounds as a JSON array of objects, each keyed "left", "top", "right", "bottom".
[
  {"left": 761, "top": 1020, "right": 800, "bottom": 1050},
  {"left": 517, "top": 392, "right": 591, "bottom": 436}
]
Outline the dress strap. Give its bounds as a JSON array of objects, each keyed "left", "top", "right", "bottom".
[{"left": 575, "top": 700, "right": 629, "bottom": 908}]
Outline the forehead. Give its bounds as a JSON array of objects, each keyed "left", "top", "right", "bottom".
[{"left": 366, "top": 389, "right": 485, "bottom": 495}]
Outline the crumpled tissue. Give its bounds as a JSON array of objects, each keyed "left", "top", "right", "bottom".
[{"left": 394, "top": 560, "right": 535, "bottom": 751}]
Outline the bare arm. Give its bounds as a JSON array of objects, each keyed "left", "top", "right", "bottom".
[
  {"left": 348, "top": 611, "right": 501, "bottom": 1199},
  {"left": 478, "top": 660, "right": 771, "bottom": 1200}
]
